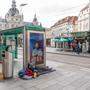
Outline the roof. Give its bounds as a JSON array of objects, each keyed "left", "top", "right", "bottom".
[
  {"left": 25, "top": 24, "right": 45, "bottom": 31},
  {"left": 51, "top": 16, "right": 78, "bottom": 28},
  {"left": 0, "top": 24, "right": 45, "bottom": 35},
  {"left": 0, "top": 27, "right": 23, "bottom": 35},
  {"left": 80, "top": 4, "right": 89, "bottom": 12}
]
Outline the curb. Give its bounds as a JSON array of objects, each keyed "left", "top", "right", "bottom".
[{"left": 46, "top": 52, "right": 90, "bottom": 58}]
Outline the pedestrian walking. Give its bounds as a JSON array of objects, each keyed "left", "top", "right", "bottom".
[
  {"left": 72, "top": 42, "right": 76, "bottom": 53},
  {"left": 75, "top": 42, "right": 80, "bottom": 54},
  {"left": 82, "top": 43, "right": 87, "bottom": 56}
]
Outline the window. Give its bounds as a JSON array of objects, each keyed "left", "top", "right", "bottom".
[
  {"left": 85, "top": 23, "right": 88, "bottom": 29},
  {"left": 11, "top": 24, "right": 14, "bottom": 27}
]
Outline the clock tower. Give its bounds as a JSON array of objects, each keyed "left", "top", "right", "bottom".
[{"left": 5, "top": 0, "right": 23, "bottom": 29}]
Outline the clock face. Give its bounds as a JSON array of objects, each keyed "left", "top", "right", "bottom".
[{"left": 16, "top": 18, "right": 19, "bottom": 22}]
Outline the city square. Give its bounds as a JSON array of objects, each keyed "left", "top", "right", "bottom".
[
  {"left": 0, "top": 0, "right": 90, "bottom": 90},
  {"left": 0, "top": 48, "right": 90, "bottom": 90}
]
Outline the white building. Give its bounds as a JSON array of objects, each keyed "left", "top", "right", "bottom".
[
  {"left": 78, "top": 4, "right": 89, "bottom": 32},
  {"left": 0, "top": 0, "right": 23, "bottom": 30},
  {"left": 78, "top": 4, "right": 90, "bottom": 52},
  {"left": 0, "top": 18, "right": 6, "bottom": 30}
]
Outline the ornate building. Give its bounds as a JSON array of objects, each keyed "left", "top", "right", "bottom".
[
  {"left": 32, "top": 14, "right": 38, "bottom": 25},
  {"left": 0, "top": 18, "right": 6, "bottom": 30},
  {"left": 77, "top": 4, "right": 90, "bottom": 52},
  {"left": 0, "top": 0, "right": 23, "bottom": 30},
  {"left": 78, "top": 4, "right": 89, "bottom": 32},
  {"left": 46, "top": 16, "right": 78, "bottom": 47},
  {"left": 5, "top": 0, "right": 23, "bottom": 29}
]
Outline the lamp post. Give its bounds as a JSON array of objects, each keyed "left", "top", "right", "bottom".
[{"left": 20, "top": 3, "right": 28, "bottom": 20}]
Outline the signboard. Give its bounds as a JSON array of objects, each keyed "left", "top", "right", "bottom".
[{"left": 29, "top": 32, "right": 44, "bottom": 65}]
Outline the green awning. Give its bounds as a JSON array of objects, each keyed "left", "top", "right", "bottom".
[
  {"left": 53, "top": 38, "right": 68, "bottom": 42},
  {"left": 58, "top": 38, "right": 68, "bottom": 42},
  {"left": 52, "top": 38, "right": 59, "bottom": 42},
  {"left": 68, "top": 37, "right": 73, "bottom": 41}
]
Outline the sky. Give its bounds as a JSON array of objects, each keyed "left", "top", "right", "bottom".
[{"left": 0, "top": 0, "right": 89, "bottom": 28}]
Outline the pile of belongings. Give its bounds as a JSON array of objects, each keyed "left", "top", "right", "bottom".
[{"left": 18, "top": 63, "right": 55, "bottom": 80}]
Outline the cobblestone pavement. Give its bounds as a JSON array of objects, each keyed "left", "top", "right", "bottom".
[
  {"left": 0, "top": 47, "right": 90, "bottom": 90},
  {"left": 46, "top": 47, "right": 90, "bottom": 58},
  {"left": 46, "top": 53, "right": 90, "bottom": 68},
  {"left": 0, "top": 60, "right": 90, "bottom": 90}
]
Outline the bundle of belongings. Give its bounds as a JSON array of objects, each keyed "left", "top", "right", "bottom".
[{"left": 18, "top": 63, "right": 55, "bottom": 80}]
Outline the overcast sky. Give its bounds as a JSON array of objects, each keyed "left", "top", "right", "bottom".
[{"left": 0, "top": 0, "right": 89, "bottom": 27}]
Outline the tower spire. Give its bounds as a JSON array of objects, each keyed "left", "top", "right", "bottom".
[
  {"left": 33, "top": 13, "right": 37, "bottom": 22},
  {"left": 12, "top": 0, "right": 16, "bottom": 8},
  {"left": 32, "top": 13, "right": 38, "bottom": 25}
]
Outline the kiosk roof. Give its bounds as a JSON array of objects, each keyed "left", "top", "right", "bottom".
[{"left": 0, "top": 25, "right": 45, "bottom": 35}]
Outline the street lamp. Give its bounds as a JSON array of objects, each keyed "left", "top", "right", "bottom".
[{"left": 19, "top": 3, "right": 28, "bottom": 18}]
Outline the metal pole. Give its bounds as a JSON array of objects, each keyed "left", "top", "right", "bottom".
[
  {"left": 23, "top": 26, "right": 26, "bottom": 68},
  {"left": 20, "top": 3, "right": 28, "bottom": 67},
  {"left": 20, "top": 4, "right": 28, "bottom": 20}
]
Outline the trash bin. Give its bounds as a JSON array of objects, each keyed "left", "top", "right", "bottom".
[
  {"left": 3, "top": 46, "right": 13, "bottom": 79},
  {"left": 0, "top": 61, "right": 4, "bottom": 80}
]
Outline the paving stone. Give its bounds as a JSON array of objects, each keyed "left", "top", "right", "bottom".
[
  {"left": 78, "top": 81, "right": 90, "bottom": 90},
  {"left": 35, "top": 79, "right": 58, "bottom": 89},
  {"left": 27, "top": 87, "right": 39, "bottom": 90},
  {"left": 1, "top": 59, "right": 90, "bottom": 90},
  {"left": 42, "top": 83, "right": 64, "bottom": 90},
  {"left": 71, "top": 76, "right": 90, "bottom": 88},
  {"left": 9, "top": 86, "right": 26, "bottom": 90},
  {"left": 62, "top": 85, "right": 76, "bottom": 90}
]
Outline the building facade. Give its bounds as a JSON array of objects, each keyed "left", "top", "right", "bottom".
[
  {"left": 46, "top": 16, "right": 78, "bottom": 48},
  {"left": 77, "top": 4, "right": 90, "bottom": 52},
  {"left": 77, "top": 4, "right": 89, "bottom": 40},
  {"left": 0, "top": 18, "right": 6, "bottom": 30},
  {"left": 46, "top": 28, "right": 53, "bottom": 46},
  {"left": 0, "top": 0, "right": 23, "bottom": 30},
  {"left": 78, "top": 4, "right": 89, "bottom": 32}
]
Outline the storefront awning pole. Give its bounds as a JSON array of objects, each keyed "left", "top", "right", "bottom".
[{"left": 23, "top": 26, "right": 26, "bottom": 68}]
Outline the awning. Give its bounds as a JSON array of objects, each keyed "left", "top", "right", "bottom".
[
  {"left": 52, "top": 38, "right": 68, "bottom": 42},
  {"left": 68, "top": 37, "right": 73, "bottom": 41}
]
